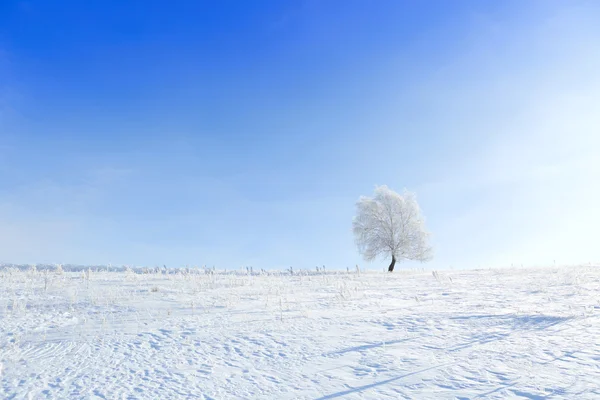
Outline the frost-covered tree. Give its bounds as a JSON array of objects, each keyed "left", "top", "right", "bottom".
[{"left": 352, "top": 185, "right": 432, "bottom": 272}]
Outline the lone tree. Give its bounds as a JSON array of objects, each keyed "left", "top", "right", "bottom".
[{"left": 352, "top": 185, "right": 432, "bottom": 272}]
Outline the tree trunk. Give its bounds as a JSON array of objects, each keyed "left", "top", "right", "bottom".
[{"left": 388, "top": 255, "right": 396, "bottom": 272}]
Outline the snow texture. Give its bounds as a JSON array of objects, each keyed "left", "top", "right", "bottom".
[{"left": 1, "top": 266, "right": 599, "bottom": 399}]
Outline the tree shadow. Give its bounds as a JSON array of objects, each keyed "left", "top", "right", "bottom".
[
  {"left": 316, "top": 314, "right": 574, "bottom": 399},
  {"left": 450, "top": 314, "right": 571, "bottom": 330},
  {"left": 447, "top": 314, "right": 572, "bottom": 352}
]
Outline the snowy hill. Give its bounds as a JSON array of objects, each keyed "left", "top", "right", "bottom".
[{"left": 1, "top": 266, "right": 599, "bottom": 399}]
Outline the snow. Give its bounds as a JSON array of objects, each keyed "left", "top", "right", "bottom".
[{"left": 1, "top": 266, "right": 599, "bottom": 399}]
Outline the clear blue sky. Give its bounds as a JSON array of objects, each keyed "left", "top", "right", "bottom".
[{"left": 1, "top": 1, "right": 599, "bottom": 269}]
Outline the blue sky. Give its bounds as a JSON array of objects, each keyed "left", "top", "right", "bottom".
[{"left": 1, "top": 1, "right": 599, "bottom": 269}]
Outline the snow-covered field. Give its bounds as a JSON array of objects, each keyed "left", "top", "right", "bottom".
[{"left": 1, "top": 266, "right": 599, "bottom": 399}]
